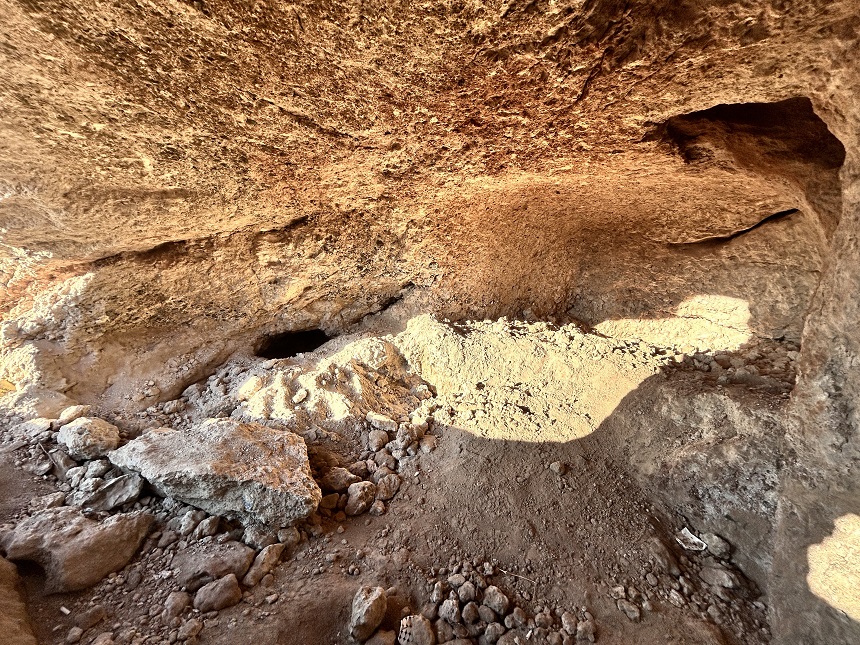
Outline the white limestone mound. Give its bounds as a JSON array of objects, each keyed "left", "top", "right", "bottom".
[{"left": 108, "top": 418, "right": 321, "bottom": 528}]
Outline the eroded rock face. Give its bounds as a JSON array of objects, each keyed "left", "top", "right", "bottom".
[
  {"left": 0, "top": 0, "right": 859, "bottom": 642},
  {"left": 0, "top": 0, "right": 849, "bottom": 416},
  {"left": 0, "top": 507, "right": 153, "bottom": 592},
  {"left": 0, "top": 557, "right": 37, "bottom": 645},
  {"left": 108, "top": 419, "right": 320, "bottom": 528}
]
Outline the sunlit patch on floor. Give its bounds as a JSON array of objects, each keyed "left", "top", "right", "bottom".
[
  {"left": 397, "top": 315, "right": 663, "bottom": 442},
  {"left": 807, "top": 513, "right": 860, "bottom": 622}
]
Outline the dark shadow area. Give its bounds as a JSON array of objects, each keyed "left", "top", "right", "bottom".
[
  {"left": 385, "top": 348, "right": 852, "bottom": 644},
  {"left": 660, "top": 97, "right": 846, "bottom": 236},
  {"left": 6, "top": 554, "right": 90, "bottom": 644},
  {"left": 255, "top": 329, "right": 331, "bottom": 359},
  {"left": 384, "top": 372, "right": 776, "bottom": 644}
]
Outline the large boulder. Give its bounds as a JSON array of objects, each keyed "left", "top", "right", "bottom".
[
  {"left": 0, "top": 507, "right": 153, "bottom": 592},
  {"left": 109, "top": 419, "right": 320, "bottom": 527}
]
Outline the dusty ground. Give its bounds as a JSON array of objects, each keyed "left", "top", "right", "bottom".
[{"left": 0, "top": 314, "right": 796, "bottom": 644}]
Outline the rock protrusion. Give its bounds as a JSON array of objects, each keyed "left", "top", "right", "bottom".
[
  {"left": 350, "top": 586, "right": 387, "bottom": 642},
  {"left": 345, "top": 481, "right": 377, "bottom": 516},
  {"left": 58, "top": 418, "right": 121, "bottom": 460},
  {"left": 193, "top": 574, "right": 242, "bottom": 612},
  {"left": 171, "top": 540, "right": 255, "bottom": 592},
  {"left": 242, "top": 543, "right": 285, "bottom": 587},
  {"left": 0, "top": 508, "right": 152, "bottom": 592},
  {"left": 399, "top": 614, "right": 436, "bottom": 645}
]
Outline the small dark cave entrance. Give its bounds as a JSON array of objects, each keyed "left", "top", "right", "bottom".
[
  {"left": 661, "top": 96, "right": 845, "bottom": 169},
  {"left": 256, "top": 329, "right": 331, "bottom": 359}
]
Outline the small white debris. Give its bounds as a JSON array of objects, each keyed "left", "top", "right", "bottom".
[{"left": 676, "top": 527, "right": 708, "bottom": 551}]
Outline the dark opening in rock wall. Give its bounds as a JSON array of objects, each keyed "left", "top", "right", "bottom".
[
  {"left": 256, "top": 329, "right": 330, "bottom": 359},
  {"left": 662, "top": 97, "right": 845, "bottom": 168}
]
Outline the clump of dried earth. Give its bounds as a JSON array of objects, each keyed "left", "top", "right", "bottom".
[{"left": 2, "top": 0, "right": 860, "bottom": 644}]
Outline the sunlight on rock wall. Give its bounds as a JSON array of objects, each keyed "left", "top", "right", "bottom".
[{"left": 594, "top": 295, "right": 752, "bottom": 352}]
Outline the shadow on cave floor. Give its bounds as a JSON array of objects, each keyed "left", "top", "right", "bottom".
[{"left": 195, "top": 369, "right": 792, "bottom": 645}]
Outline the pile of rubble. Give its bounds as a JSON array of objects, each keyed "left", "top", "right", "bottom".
[{"left": 348, "top": 562, "right": 599, "bottom": 645}]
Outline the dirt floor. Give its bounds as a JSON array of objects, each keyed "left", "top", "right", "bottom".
[{"left": 0, "top": 314, "right": 791, "bottom": 645}]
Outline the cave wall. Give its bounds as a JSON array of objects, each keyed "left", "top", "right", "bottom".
[
  {"left": 2, "top": 2, "right": 860, "bottom": 641},
  {"left": 4, "top": 0, "right": 856, "bottom": 408},
  {"left": 769, "top": 73, "right": 860, "bottom": 641}
]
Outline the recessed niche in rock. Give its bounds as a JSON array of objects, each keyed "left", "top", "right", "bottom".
[
  {"left": 660, "top": 96, "right": 846, "bottom": 235},
  {"left": 255, "top": 329, "right": 331, "bottom": 359}
]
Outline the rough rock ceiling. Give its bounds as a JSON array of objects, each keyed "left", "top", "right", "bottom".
[{"left": 1, "top": 1, "right": 859, "bottom": 644}]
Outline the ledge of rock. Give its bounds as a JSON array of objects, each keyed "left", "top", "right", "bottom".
[
  {"left": 0, "top": 508, "right": 153, "bottom": 592},
  {"left": 108, "top": 419, "right": 320, "bottom": 528},
  {"left": 0, "top": 557, "right": 37, "bottom": 645}
]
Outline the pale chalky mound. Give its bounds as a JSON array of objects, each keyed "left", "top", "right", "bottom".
[{"left": 109, "top": 418, "right": 320, "bottom": 528}]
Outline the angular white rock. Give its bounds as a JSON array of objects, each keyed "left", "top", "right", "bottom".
[
  {"left": 366, "top": 411, "right": 398, "bottom": 433},
  {"left": 676, "top": 527, "right": 708, "bottom": 551},
  {"left": 235, "top": 376, "right": 264, "bottom": 401},
  {"left": 108, "top": 419, "right": 320, "bottom": 527},
  {"left": 13, "top": 418, "right": 53, "bottom": 440},
  {"left": 58, "top": 418, "right": 121, "bottom": 460}
]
